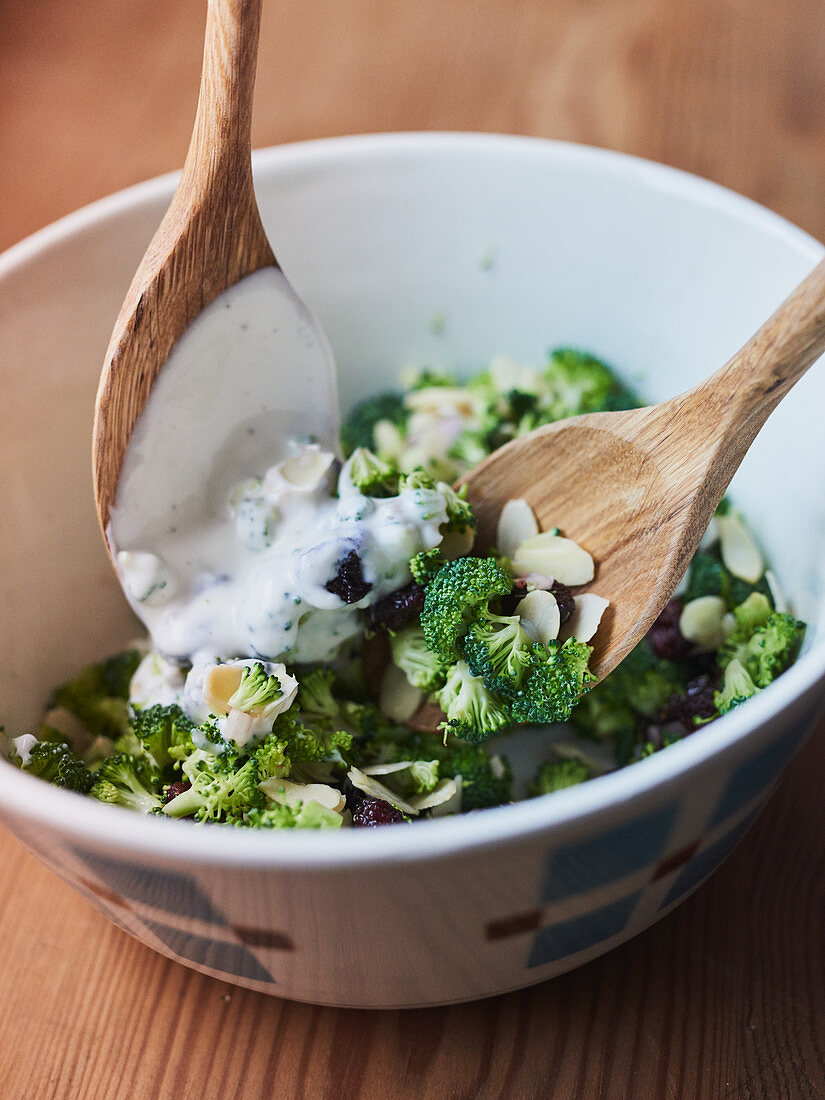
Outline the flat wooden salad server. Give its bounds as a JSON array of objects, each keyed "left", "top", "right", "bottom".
[{"left": 459, "top": 258, "right": 825, "bottom": 688}]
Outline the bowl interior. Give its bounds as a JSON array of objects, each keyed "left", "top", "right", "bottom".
[{"left": 1, "top": 133, "right": 824, "bottom": 741}]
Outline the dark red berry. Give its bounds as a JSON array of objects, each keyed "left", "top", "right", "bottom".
[
  {"left": 352, "top": 796, "right": 409, "bottom": 826},
  {"left": 165, "top": 780, "right": 191, "bottom": 803},
  {"left": 550, "top": 581, "right": 575, "bottom": 623},
  {"left": 647, "top": 599, "right": 692, "bottom": 660},
  {"left": 368, "top": 583, "right": 426, "bottom": 632},
  {"left": 325, "top": 549, "right": 372, "bottom": 604},
  {"left": 663, "top": 674, "right": 718, "bottom": 726}
]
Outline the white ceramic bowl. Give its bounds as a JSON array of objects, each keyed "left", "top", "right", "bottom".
[{"left": 1, "top": 133, "right": 824, "bottom": 1009}]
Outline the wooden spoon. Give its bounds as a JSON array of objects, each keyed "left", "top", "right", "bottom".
[
  {"left": 408, "top": 257, "right": 825, "bottom": 731},
  {"left": 92, "top": 0, "right": 334, "bottom": 536}
]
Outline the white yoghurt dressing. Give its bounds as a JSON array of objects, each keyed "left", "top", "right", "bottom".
[{"left": 108, "top": 270, "right": 450, "bottom": 668}]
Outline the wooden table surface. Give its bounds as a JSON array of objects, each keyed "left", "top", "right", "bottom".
[{"left": 2, "top": 1, "right": 825, "bottom": 1096}]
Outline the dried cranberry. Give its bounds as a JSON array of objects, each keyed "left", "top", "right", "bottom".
[
  {"left": 498, "top": 579, "right": 529, "bottom": 616},
  {"left": 647, "top": 599, "right": 692, "bottom": 660},
  {"left": 550, "top": 581, "right": 575, "bottom": 623},
  {"left": 368, "top": 583, "right": 426, "bottom": 632},
  {"left": 663, "top": 674, "right": 718, "bottom": 727},
  {"left": 352, "top": 796, "right": 408, "bottom": 826},
  {"left": 325, "top": 549, "right": 372, "bottom": 604},
  {"left": 165, "top": 780, "right": 191, "bottom": 803}
]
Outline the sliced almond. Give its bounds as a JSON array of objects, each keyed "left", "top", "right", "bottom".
[
  {"left": 559, "top": 593, "right": 610, "bottom": 643},
  {"left": 379, "top": 663, "right": 424, "bottom": 723},
  {"left": 518, "top": 589, "right": 561, "bottom": 644},
  {"left": 264, "top": 444, "right": 335, "bottom": 498},
  {"left": 717, "top": 513, "right": 764, "bottom": 584},
  {"left": 404, "top": 386, "right": 478, "bottom": 417},
  {"left": 203, "top": 664, "right": 244, "bottom": 715},
  {"left": 765, "top": 569, "right": 788, "bottom": 613},
  {"left": 489, "top": 355, "right": 544, "bottom": 396},
  {"left": 260, "top": 777, "right": 346, "bottom": 813},
  {"left": 346, "top": 767, "right": 418, "bottom": 815},
  {"left": 513, "top": 532, "right": 595, "bottom": 586},
  {"left": 496, "top": 498, "right": 539, "bottom": 559},
  {"left": 679, "top": 595, "right": 727, "bottom": 650},
  {"left": 374, "top": 419, "right": 404, "bottom": 460},
  {"left": 409, "top": 777, "right": 460, "bottom": 813}
]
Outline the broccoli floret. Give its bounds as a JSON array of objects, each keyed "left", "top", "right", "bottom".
[
  {"left": 340, "top": 392, "right": 408, "bottom": 456},
  {"left": 297, "top": 668, "right": 340, "bottom": 718},
  {"left": 372, "top": 731, "right": 512, "bottom": 810},
  {"left": 163, "top": 750, "right": 263, "bottom": 822},
  {"left": 19, "top": 740, "right": 95, "bottom": 793},
  {"left": 528, "top": 758, "right": 590, "bottom": 797},
  {"left": 409, "top": 548, "right": 445, "bottom": 586},
  {"left": 714, "top": 658, "right": 760, "bottom": 715},
  {"left": 570, "top": 642, "right": 683, "bottom": 741},
  {"left": 228, "top": 662, "right": 283, "bottom": 711},
  {"left": 243, "top": 802, "right": 300, "bottom": 829},
  {"left": 249, "top": 730, "right": 291, "bottom": 780},
  {"left": 90, "top": 752, "right": 163, "bottom": 813},
  {"left": 346, "top": 447, "right": 400, "bottom": 496},
  {"left": 544, "top": 348, "right": 640, "bottom": 419},
  {"left": 404, "top": 368, "right": 458, "bottom": 390},
  {"left": 421, "top": 556, "right": 512, "bottom": 662},
  {"left": 132, "top": 704, "right": 195, "bottom": 770},
  {"left": 509, "top": 639, "right": 594, "bottom": 726},
  {"left": 390, "top": 625, "right": 448, "bottom": 691},
  {"left": 462, "top": 609, "right": 534, "bottom": 699},
  {"left": 720, "top": 593, "right": 804, "bottom": 689},
  {"left": 436, "top": 660, "right": 511, "bottom": 742},
  {"left": 685, "top": 548, "right": 773, "bottom": 609},
  {"left": 436, "top": 481, "right": 476, "bottom": 534},
  {"left": 273, "top": 713, "right": 354, "bottom": 766},
  {"left": 548, "top": 347, "right": 641, "bottom": 416},
  {"left": 50, "top": 650, "right": 142, "bottom": 739}
]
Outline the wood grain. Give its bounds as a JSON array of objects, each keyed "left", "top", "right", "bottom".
[
  {"left": 2, "top": 0, "right": 825, "bottom": 1097},
  {"left": 92, "top": 0, "right": 275, "bottom": 534}
]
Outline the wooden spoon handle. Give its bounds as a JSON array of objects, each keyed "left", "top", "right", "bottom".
[
  {"left": 691, "top": 255, "right": 825, "bottom": 446},
  {"left": 182, "top": 0, "right": 265, "bottom": 196}
]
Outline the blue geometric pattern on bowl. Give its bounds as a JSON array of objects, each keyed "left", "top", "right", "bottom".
[
  {"left": 539, "top": 804, "right": 677, "bottom": 903},
  {"left": 143, "top": 918, "right": 275, "bottom": 984},
  {"left": 660, "top": 806, "right": 760, "bottom": 910},
  {"left": 76, "top": 848, "right": 226, "bottom": 924},
  {"left": 528, "top": 890, "right": 642, "bottom": 967},
  {"left": 708, "top": 721, "right": 807, "bottom": 827}
]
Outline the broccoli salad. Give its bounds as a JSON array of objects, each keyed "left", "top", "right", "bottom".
[{"left": 4, "top": 349, "right": 806, "bottom": 828}]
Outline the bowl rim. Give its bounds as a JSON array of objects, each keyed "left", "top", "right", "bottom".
[{"left": 1, "top": 130, "right": 824, "bottom": 869}]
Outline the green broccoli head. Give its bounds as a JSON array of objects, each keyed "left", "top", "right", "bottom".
[
  {"left": 298, "top": 668, "right": 340, "bottom": 718},
  {"left": 436, "top": 481, "right": 476, "bottom": 534},
  {"left": 20, "top": 740, "right": 95, "bottom": 794},
  {"left": 345, "top": 447, "right": 401, "bottom": 497},
  {"left": 372, "top": 730, "right": 512, "bottom": 810},
  {"left": 409, "top": 548, "right": 445, "bottom": 586},
  {"left": 685, "top": 548, "right": 773, "bottom": 609},
  {"left": 390, "top": 625, "right": 449, "bottom": 692},
  {"left": 436, "top": 660, "right": 511, "bottom": 742},
  {"left": 421, "top": 556, "right": 512, "bottom": 662},
  {"left": 544, "top": 348, "right": 640, "bottom": 419},
  {"left": 50, "top": 649, "right": 142, "bottom": 739},
  {"left": 132, "top": 704, "right": 195, "bottom": 771},
  {"left": 164, "top": 750, "right": 264, "bottom": 822},
  {"left": 249, "top": 730, "right": 291, "bottom": 781},
  {"left": 462, "top": 609, "right": 534, "bottom": 699},
  {"left": 720, "top": 593, "right": 804, "bottom": 689},
  {"left": 509, "top": 639, "right": 594, "bottom": 726},
  {"left": 273, "top": 713, "right": 354, "bottom": 767},
  {"left": 714, "top": 658, "right": 760, "bottom": 715},
  {"left": 340, "top": 392, "right": 408, "bottom": 456},
  {"left": 528, "top": 757, "right": 590, "bottom": 797},
  {"left": 228, "top": 662, "right": 284, "bottom": 712},
  {"left": 90, "top": 752, "right": 163, "bottom": 813}
]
